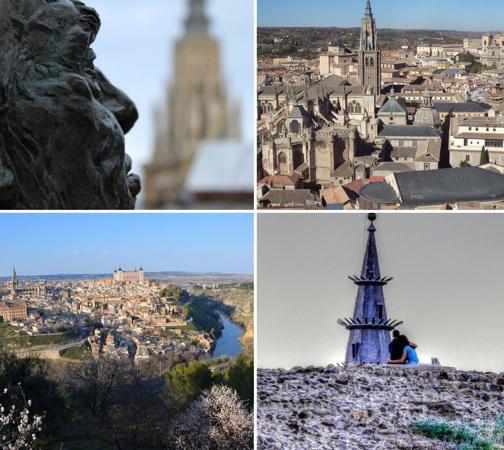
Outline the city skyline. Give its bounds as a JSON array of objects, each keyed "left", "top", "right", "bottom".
[
  {"left": 258, "top": 0, "right": 504, "bottom": 31},
  {"left": 0, "top": 214, "right": 253, "bottom": 277}
]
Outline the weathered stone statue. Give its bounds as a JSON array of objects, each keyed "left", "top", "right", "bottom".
[{"left": 0, "top": 0, "right": 141, "bottom": 209}]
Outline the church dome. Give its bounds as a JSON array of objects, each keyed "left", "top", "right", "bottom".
[{"left": 414, "top": 106, "right": 441, "bottom": 128}]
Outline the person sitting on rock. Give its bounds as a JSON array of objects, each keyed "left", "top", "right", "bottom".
[
  {"left": 389, "top": 334, "right": 419, "bottom": 365},
  {"left": 389, "top": 330, "right": 417, "bottom": 360}
]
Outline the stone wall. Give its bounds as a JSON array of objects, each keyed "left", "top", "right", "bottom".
[{"left": 258, "top": 364, "right": 504, "bottom": 449}]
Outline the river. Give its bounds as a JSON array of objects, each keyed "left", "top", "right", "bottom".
[{"left": 211, "top": 312, "right": 244, "bottom": 359}]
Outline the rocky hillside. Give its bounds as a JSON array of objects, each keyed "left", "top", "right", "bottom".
[{"left": 257, "top": 365, "right": 504, "bottom": 449}]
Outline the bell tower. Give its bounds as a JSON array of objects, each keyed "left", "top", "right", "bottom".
[
  {"left": 358, "top": 0, "right": 381, "bottom": 99},
  {"left": 338, "top": 214, "right": 403, "bottom": 364}
]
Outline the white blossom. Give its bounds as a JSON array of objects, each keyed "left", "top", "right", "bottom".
[
  {"left": 0, "top": 386, "right": 43, "bottom": 450},
  {"left": 168, "top": 385, "right": 253, "bottom": 450}
]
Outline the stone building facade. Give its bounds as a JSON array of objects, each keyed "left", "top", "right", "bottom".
[
  {"left": 113, "top": 267, "right": 145, "bottom": 284},
  {"left": 0, "top": 301, "right": 28, "bottom": 321},
  {"left": 481, "top": 33, "right": 504, "bottom": 68},
  {"left": 449, "top": 116, "right": 504, "bottom": 167}
]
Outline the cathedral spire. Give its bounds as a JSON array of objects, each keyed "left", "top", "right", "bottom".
[
  {"left": 338, "top": 214, "right": 403, "bottom": 364},
  {"left": 11, "top": 267, "right": 17, "bottom": 296},
  {"left": 360, "top": 213, "right": 381, "bottom": 279},
  {"left": 365, "top": 0, "right": 373, "bottom": 17},
  {"left": 185, "top": 0, "right": 210, "bottom": 36}
]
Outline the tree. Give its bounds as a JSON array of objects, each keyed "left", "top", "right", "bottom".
[
  {"left": 0, "top": 351, "right": 65, "bottom": 441},
  {"left": 167, "top": 385, "right": 254, "bottom": 450},
  {"left": 458, "top": 52, "right": 476, "bottom": 64},
  {"left": 224, "top": 355, "right": 254, "bottom": 407},
  {"left": 480, "top": 146, "right": 490, "bottom": 165},
  {"left": 460, "top": 160, "right": 472, "bottom": 167},
  {"left": 163, "top": 361, "right": 213, "bottom": 412},
  {"left": 64, "top": 355, "right": 169, "bottom": 449},
  {"left": 0, "top": 386, "right": 43, "bottom": 450}
]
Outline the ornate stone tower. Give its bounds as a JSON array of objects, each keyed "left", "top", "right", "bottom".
[
  {"left": 338, "top": 214, "right": 403, "bottom": 364},
  {"left": 11, "top": 267, "right": 18, "bottom": 297},
  {"left": 143, "top": 0, "right": 238, "bottom": 208},
  {"left": 358, "top": 0, "right": 381, "bottom": 99}
]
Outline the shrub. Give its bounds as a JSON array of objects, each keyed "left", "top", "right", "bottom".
[
  {"left": 411, "top": 420, "right": 494, "bottom": 450},
  {"left": 164, "top": 361, "right": 213, "bottom": 411},
  {"left": 168, "top": 385, "right": 253, "bottom": 450},
  {"left": 0, "top": 386, "right": 43, "bottom": 450}
]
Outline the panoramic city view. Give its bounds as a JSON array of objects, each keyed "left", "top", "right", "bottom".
[
  {"left": 257, "top": 0, "right": 504, "bottom": 209},
  {"left": 0, "top": 213, "right": 254, "bottom": 449}
]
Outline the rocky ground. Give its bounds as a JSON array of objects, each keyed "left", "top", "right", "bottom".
[{"left": 257, "top": 365, "right": 504, "bottom": 449}]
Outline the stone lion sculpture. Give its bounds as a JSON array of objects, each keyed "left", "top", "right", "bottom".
[{"left": 0, "top": 0, "right": 141, "bottom": 209}]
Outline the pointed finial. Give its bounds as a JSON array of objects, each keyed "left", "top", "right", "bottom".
[
  {"left": 365, "top": 0, "right": 373, "bottom": 16},
  {"left": 185, "top": 0, "right": 210, "bottom": 36},
  {"left": 367, "top": 213, "right": 377, "bottom": 232}
]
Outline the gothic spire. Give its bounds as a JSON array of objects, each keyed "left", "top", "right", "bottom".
[
  {"left": 185, "top": 0, "right": 210, "bottom": 36},
  {"left": 360, "top": 213, "right": 381, "bottom": 279},
  {"left": 339, "top": 214, "right": 403, "bottom": 365},
  {"left": 365, "top": 0, "right": 373, "bottom": 17}
]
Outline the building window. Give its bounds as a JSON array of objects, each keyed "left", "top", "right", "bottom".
[
  {"left": 352, "top": 343, "right": 360, "bottom": 359},
  {"left": 424, "top": 163, "right": 430, "bottom": 170},
  {"left": 348, "top": 101, "right": 362, "bottom": 114},
  {"left": 399, "top": 140, "right": 404, "bottom": 147},
  {"left": 378, "top": 305, "right": 384, "bottom": 320},
  {"left": 278, "top": 152, "right": 289, "bottom": 175},
  {"left": 486, "top": 139, "right": 504, "bottom": 148},
  {"left": 465, "top": 155, "right": 470, "bottom": 162},
  {"left": 464, "top": 139, "right": 468, "bottom": 146},
  {"left": 289, "top": 120, "right": 300, "bottom": 134}
]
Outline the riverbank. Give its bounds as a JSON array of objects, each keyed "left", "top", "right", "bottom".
[{"left": 211, "top": 312, "right": 244, "bottom": 359}]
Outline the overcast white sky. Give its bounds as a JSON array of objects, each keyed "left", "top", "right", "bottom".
[
  {"left": 258, "top": 213, "right": 504, "bottom": 373},
  {"left": 84, "top": 0, "right": 254, "bottom": 175}
]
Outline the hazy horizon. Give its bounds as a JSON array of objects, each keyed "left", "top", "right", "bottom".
[
  {"left": 0, "top": 214, "right": 254, "bottom": 277},
  {"left": 258, "top": 26, "right": 498, "bottom": 34},
  {"left": 258, "top": 213, "right": 504, "bottom": 373},
  {"left": 0, "top": 269, "right": 253, "bottom": 279},
  {"left": 258, "top": 0, "right": 504, "bottom": 32}
]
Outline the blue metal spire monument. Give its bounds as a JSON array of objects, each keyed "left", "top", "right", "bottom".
[{"left": 338, "top": 214, "right": 403, "bottom": 364}]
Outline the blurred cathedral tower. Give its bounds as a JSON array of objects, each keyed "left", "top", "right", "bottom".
[{"left": 143, "top": 0, "right": 240, "bottom": 208}]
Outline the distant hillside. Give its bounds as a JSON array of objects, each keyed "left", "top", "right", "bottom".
[
  {"left": 0, "top": 271, "right": 253, "bottom": 283},
  {"left": 258, "top": 27, "right": 485, "bottom": 60}
]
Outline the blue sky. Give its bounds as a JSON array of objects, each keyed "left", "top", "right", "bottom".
[
  {"left": 0, "top": 214, "right": 253, "bottom": 276},
  {"left": 258, "top": 0, "right": 504, "bottom": 31},
  {"left": 84, "top": 0, "right": 254, "bottom": 175}
]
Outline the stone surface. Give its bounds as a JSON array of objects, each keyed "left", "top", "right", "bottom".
[
  {"left": 0, "top": 0, "right": 140, "bottom": 209},
  {"left": 258, "top": 365, "right": 504, "bottom": 449}
]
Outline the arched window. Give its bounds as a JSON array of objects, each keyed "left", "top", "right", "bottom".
[
  {"left": 348, "top": 101, "right": 362, "bottom": 115},
  {"left": 369, "top": 57, "right": 374, "bottom": 66},
  {"left": 278, "top": 152, "right": 289, "bottom": 175},
  {"left": 365, "top": 57, "right": 369, "bottom": 66},
  {"left": 289, "top": 120, "right": 300, "bottom": 134}
]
